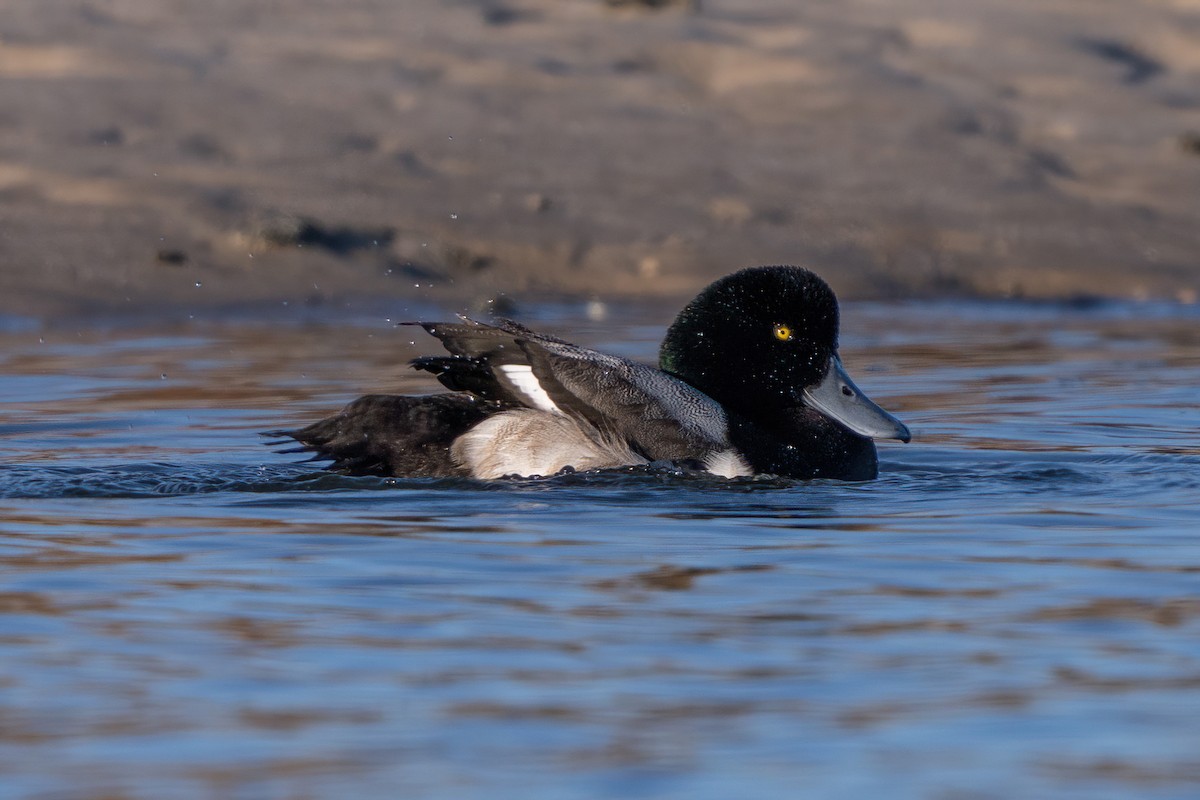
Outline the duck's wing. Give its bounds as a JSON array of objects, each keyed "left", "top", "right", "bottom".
[
  {"left": 407, "top": 317, "right": 559, "bottom": 410},
  {"left": 410, "top": 353, "right": 526, "bottom": 405},
  {"left": 410, "top": 317, "right": 731, "bottom": 461}
]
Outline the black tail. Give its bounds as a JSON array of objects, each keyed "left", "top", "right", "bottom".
[{"left": 276, "top": 393, "right": 500, "bottom": 477}]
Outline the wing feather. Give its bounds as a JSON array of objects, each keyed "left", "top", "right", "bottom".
[{"left": 412, "top": 316, "right": 731, "bottom": 461}]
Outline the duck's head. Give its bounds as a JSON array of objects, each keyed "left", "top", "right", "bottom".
[{"left": 660, "top": 265, "right": 910, "bottom": 443}]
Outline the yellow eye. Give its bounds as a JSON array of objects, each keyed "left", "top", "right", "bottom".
[{"left": 772, "top": 323, "right": 793, "bottom": 342}]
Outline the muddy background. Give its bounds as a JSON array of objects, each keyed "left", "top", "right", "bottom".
[{"left": 2, "top": 0, "right": 1198, "bottom": 321}]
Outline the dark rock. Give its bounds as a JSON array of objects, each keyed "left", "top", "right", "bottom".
[
  {"left": 481, "top": 5, "right": 538, "bottom": 25},
  {"left": 155, "top": 249, "right": 188, "bottom": 266},
  {"left": 254, "top": 212, "right": 395, "bottom": 256},
  {"left": 1076, "top": 38, "right": 1163, "bottom": 85},
  {"left": 604, "top": 0, "right": 698, "bottom": 9},
  {"left": 1179, "top": 132, "right": 1200, "bottom": 157},
  {"left": 85, "top": 126, "right": 124, "bottom": 146}
]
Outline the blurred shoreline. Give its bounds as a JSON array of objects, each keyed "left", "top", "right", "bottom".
[{"left": 1, "top": 0, "right": 1198, "bottom": 322}]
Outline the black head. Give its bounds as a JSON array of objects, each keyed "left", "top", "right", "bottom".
[{"left": 660, "top": 266, "right": 839, "bottom": 417}]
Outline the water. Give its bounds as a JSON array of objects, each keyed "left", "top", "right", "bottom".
[{"left": 1, "top": 300, "right": 1198, "bottom": 799}]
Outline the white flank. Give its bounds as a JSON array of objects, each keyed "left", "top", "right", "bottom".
[
  {"left": 497, "top": 364, "right": 561, "bottom": 413},
  {"left": 703, "top": 449, "right": 754, "bottom": 479},
  {"left": 452, "top": 410, "right": 647, "bottom": 479}
]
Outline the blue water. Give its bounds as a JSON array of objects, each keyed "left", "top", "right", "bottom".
[{"left": 1, "top": 300, "right": 1198, "bottom": 799}]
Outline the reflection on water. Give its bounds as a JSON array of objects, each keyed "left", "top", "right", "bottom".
[{"left": 1, "top": 301, "right": 1199, "bottom": 798}]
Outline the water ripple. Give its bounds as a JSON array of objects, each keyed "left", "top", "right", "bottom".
[{"left": 2, "top": 304, "right": 1200, "bottom": 799}]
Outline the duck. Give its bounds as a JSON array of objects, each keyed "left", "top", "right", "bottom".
[{"left": 282, "top": 265, "right": 910, "bottom": 480}]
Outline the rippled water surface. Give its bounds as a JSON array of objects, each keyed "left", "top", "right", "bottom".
[{"left": 1, "top": 300, "right": 1199, "bottom": 799}]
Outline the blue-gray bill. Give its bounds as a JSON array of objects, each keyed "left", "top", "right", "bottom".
[{"left": 802, "top": 356, "right": 912, "bottom": 443}]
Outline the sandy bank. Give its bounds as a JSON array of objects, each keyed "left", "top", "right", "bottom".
[{"left": 1, "top": 0, "right": 1198, "bottom": 321}]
